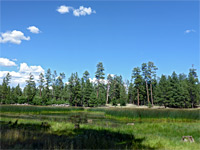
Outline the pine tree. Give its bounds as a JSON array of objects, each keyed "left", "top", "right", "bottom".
[
  {"left": 141, "top": 63, "right": 150, "bottom": 105},
  {"left": 128, "top": 81, "right": 135, "bottom": 104},
  {"left": 74, "top": 73, "right": 82, "bottom": 106},
  {"left": 25, "top": 73, "right": 36, "bottom": 104},
  {"left": 95, "top": 62, "right": 105, "bottom": 98},
  {"left": 38, "top": 73, "right": 45, "bottom": 97},
  {"left": 187, "top": 68, "right": 199, "bottom": 108},
  {"left": 68, "top": 73, "right": 82, "bottom": 106},
  {"left": 154, "top": 75, "right": 170, "bottom": 107},
  {"left": 89, "top": 91, "right": 97, "bottom": 107},
  {"left": 1, "top": 73, "right": 11, "bottom": 103},
  {"left": 178, "top": 74, "right": 190, "bottom": 108},
  {"left": 110, "top": 75, "right": 121, "bottom": 103},
  {"left": 106, "top": 74, "right": 113, "bottom": 104},
  {"left": 120, "top": 84, "right": 127, "bottom": 106},
  {"left": 167, "top": 72, "right": 184, "bottom": 108},
  {"left": 56, "top": 73, "right": 65, "bottom": 100},
  {"left": 44, "top": 68, "right": 52, "bottom": 102},
  {"left": 13, "top": 84, "right": 22, "bottom": 103},
  {"left": 132, "top": 67, "right": 143, "bottom": 106},
  {"left": 82, "top": 71, "right": 93, "bottom": 106},
  {"left": 147, "top": 61, "right": 158, "bottom": 106},
  {"left": 52, "top": 70, "right": 57, "bottom": 99},
  {"left": 10, "top": 87, "right": 17, "bottom": 104},
  {"left": 83, "top": 70, "right": 90, "bottom": 81}
]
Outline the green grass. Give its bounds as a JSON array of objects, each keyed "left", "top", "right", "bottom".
[
  {"left": 0, "top": 105, "right": 200, "bottom": 149},
  {"left": 88, "top": 108, "right": 200, "bottom": 121},
  {"left": 0, "top": 105, "right": 84, "bottom": 113}
]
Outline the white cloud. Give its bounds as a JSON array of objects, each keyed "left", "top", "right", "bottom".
[
  {"left": 0, "top": 58, "right": 17, "bottom": 67},
  {"left": 19, "top": 63, "right": 44, "bottom": 73},
  {"left": 27, "top": 26, "right": 41, "bottom": 34},
  {"left": 0, "top": 30, "right": 30, "bottom": 44},
  {"left": 57, "top": 5, "right": 72, "bottom": 14},
  {"left": 0, "top": 63, "right": 44, "bottom": 88},
  {"left": 184, "top": 29, "right": 196, "bottom": 34},
  {"left": 73, "top": 6, "right": 96, "bottom": 17},
  {"left": 57, "top": 5, "right": 96, "bottom": 17}
]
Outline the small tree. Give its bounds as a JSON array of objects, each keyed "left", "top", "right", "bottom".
[
  {"left": 25, "top": 73, "right": 36, "bottom": 104},
  {"left": 1, "top": 73, "right": 11, "bottom": 103}
]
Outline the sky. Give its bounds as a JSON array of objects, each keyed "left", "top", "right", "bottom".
[{"left": 0, "top": 0, "right": 199, "bottom": 87}]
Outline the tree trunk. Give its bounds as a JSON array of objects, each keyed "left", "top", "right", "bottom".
[
  {"left": 150, "top": 83, "right": 153, "bottom": 106},
  {"left": 106, "top": 84, "right": 110, "bottom": 104},
  {"left": 137, "top": 88, "right": 139, "bottom": 106},
  {"left": 146, "top": 80, "right": 149, "bottom": 104}
]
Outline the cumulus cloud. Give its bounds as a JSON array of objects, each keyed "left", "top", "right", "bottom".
[
  {"left": 19, "top": 63, "right": 44, "bottom": 73},
  {"left": 0, "top": 63, "right": 44, "bottom": 88},
  {"left": 0, "top": 30, "right": 30, "bottom": 44},
  {"left": 27, "top": 26, "right": 41, "bottom": 34},
  {"left": 57, "top": 5, "right": 96, "bottom": 17},
  {"left": 57, "top": 5, "right": 72, "bottom": 14},
  {"left": 73, "top": 6, "right": 96, "bottom": 17},
  {"left": 0, "top": 58, "right": 17, "bottom": 67},
  {"left": 184, "top": 29, "right": 196, "bottom": 34}
]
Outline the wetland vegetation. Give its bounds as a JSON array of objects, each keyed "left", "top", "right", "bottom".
[{"left": 0, "top": 105, "right": 199, "bottom": 149}]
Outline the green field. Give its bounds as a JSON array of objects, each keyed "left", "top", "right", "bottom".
[{"left": 0, "top": 105, "right": 200, "bottom": 149}]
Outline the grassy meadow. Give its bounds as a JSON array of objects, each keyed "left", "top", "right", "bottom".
[{"left": 0, "top": 105, "right": 200, "bottom": 149}]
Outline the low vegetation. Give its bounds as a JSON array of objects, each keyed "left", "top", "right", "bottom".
[
  {"left": 0, "top": 105, "right": 199, "bottom": 149},
  {"left": 88, "top": 108, "right": 200, "bottom": 121}
]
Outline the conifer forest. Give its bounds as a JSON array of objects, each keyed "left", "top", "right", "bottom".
[{"left": 1, "top": 62, "right": 199, "bottom": 108}]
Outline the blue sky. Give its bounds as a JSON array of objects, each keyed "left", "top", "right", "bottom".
[{"left": 0, "top": 1, "right": 199, "bottom": 86}]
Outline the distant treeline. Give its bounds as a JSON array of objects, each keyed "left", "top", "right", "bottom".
[{"left": 0, "top": 62, "right": 199, "bottom": 108}]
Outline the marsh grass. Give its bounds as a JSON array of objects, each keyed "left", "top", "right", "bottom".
[
  {"left": 0, "top": 120, "right": 153, "bottom": 149},
  {"left": 88, "top": 108, "right": 200, "bottom": 121},
  {"left": 0, "top": 105, "right": 200, "bottom": 149},
  {"left": 0, "top": 105, "right": 84, "bottom": 113}
]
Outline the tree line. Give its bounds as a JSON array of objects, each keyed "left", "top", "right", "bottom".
[{"left": 0, "top": 62, "right": 199, "bottom": 108}]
